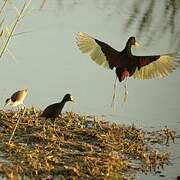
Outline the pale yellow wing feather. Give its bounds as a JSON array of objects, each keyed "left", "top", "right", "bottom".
[
  {"left": 76, "top": 32, "right": 110, "bottom": 68},
  {"left": 133, "top": 54, "right": 179, "bottom": 80}
]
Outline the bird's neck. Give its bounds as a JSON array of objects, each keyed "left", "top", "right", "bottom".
[
  {"left": 124, "top": 43, "right": 132, "bottom": 56},
  {"left": 59, "top": 99, "right": 67, "bottom": 107}
]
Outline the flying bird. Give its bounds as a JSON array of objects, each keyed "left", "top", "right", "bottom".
[{"left": 76, "top": 32, "right": 179, "bottom": 105}]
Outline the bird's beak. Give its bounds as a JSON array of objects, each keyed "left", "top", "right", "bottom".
[
  {"left": 70, "top": 96, "right": 75, "bottom": 102},
  {"left": 134, "top": 41, "right": 140, "bottom": 48}
]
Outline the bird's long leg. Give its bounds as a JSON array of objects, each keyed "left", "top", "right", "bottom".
[
  {"left": 12, "top": 106, "right": 19, "bottom": 117},
  {"left": 22, "top": 103, "right": 26, "bottom": 108},
  {"left": 111, "top": 76, "right": 118, "bottom": 108},
  {"left": 123, "top": 77, "right": 128, "bottom": 103},
  {"left": 13, "top": 105, "right": 19, "bottom": 112},
  {"left": 11, "top": 106, "right": 15, "bottom": 117},
  {"left": 21, "top": 103, "right": 26, "bottom": 112},
  {"left": 22, "top": 107, "right": 26, "bottom": 117},
  {"left": 17, "top": 105, "right": 21, "bottom": 112}
]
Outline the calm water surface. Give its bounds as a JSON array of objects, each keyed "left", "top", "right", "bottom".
[{"left": 0, "top": 0, "right": 180, "bottom": 179}]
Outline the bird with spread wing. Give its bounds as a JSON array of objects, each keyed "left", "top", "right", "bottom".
[{"left": 76, "top": 32, "right": 180, "bottom": 106}]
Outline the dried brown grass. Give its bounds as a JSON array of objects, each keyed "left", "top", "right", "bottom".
[{"left": 0, "top": 108, "right": 175, "bottom": 179}]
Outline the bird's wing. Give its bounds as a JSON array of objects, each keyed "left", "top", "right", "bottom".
[
  {"left": 41, "top": 104, "right": 54, "bottom": 117},
  {"left": 11, "top": 89, "right": 27, "bottom": 102},
  {"left": 11, "top": 90, "right": 23, "bottom": 102},
  {"left": 76, "top": 32, "right": 120, "bottom": 69},
  {"left": 41, "top": 103, "right": 61, "bottom": 118},
  {"left": 133, "top": 53, "right": 180, "bottom": 80}
]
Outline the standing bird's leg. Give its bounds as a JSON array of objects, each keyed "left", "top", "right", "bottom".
[
  {"left": 11, "top": 106, "right": 16, "bottom": 112},
  {"left": 22, "top": 103, "right": 26, "bottom": 110},
  {"left": 123, "top": 77, "right": 128, "bottom": 103},
  {"left": 12, "top": 106, "right": 18, "bottom": 118},
  {"left": 17, "top": 105, "right": 21, "bottom": 112},
  {"left": 111, "top": 76, "right": 118, "bottom": 108}
]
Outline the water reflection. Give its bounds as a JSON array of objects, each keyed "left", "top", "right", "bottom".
[
  {"left": 0, "top": 0, "right": 180, "bottom": 179},
  {"left": 53, "top": 0, "right": 180, "bottom": 51},
  {"left": 124, "top": 0, "right": 180, "bottom": 49}
]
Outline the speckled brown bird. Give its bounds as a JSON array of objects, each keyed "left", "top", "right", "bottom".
[
  {"left": 4, "top": 89, "right": 28, "bottom": 109},
  {"left": 41, "top": 94, "right": 74, "bottom": 119}
]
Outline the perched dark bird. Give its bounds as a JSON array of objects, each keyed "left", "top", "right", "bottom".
[
  {"left": 76, "top": 32, "right": 180, "bottom": 105},
  {"left": 76, "top": 32, "right": 179, "bottom": 82},
  {"left": 41, "top": 94, "right": 74, "bottom": 119},
  {"left": 4, "top": 89, "right": 28, "bottom": 109}
]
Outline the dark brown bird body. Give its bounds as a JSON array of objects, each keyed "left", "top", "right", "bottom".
[
  {"left": 41, "top": 102, "right": 66, "bottom": 118},
  {"left": 41, "top": 94, "right": 74, "bottom": 119},
  {"left": 95, "top": 37, "right": 162, "bottom": 82}
]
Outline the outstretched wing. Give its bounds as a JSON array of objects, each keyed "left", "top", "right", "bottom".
[
  {"left": 76, "top": 32, "right": 120, "bottom": 69},
  {"left": 133, "top": 53, "right": 180, "bottom": 80}
]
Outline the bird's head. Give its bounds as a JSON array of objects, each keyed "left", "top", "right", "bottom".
[
  {"left": 63, "top": 94, "right": 75, "bottom": 102},
  {"left": 22, "top": 88, "right": 28, "bottom": 95},
  {"left": 128, "top": 36, "right": 140, "bottom": 47}
]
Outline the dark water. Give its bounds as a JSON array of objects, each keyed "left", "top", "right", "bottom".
[{"left": 0, "top": 0, "right": 180, "bottom": 179}]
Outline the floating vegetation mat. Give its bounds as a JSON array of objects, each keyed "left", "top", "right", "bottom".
[{"left": 0, "top": 108, "right": 175, "bottom": 179}]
